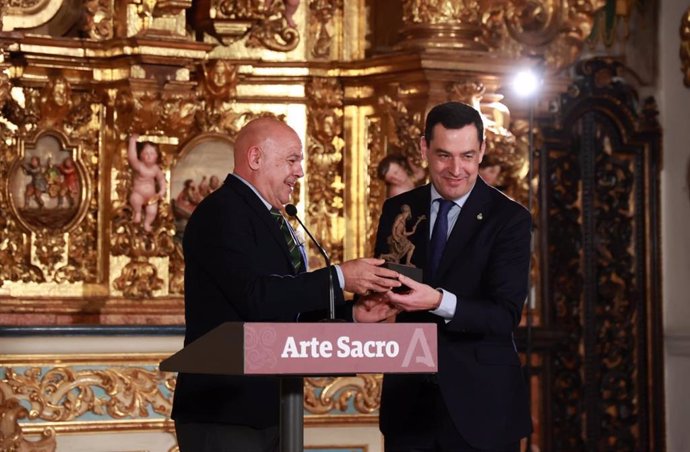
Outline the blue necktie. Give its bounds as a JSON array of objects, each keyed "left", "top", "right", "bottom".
[{"left": 428, "top": 198, "right": 455, "bottom": 278}]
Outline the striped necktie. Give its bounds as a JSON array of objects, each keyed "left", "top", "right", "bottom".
[{"left": 270, "top": 208, "right": 304, "bottom": 272}]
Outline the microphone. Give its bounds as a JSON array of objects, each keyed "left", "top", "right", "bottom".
[{"left": 284, "top": 203, "right": 335, "bottom": 321}]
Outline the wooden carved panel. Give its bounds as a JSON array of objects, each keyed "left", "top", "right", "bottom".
[{"left": 538, "top": 58, "right": 664, "bottom": 452}]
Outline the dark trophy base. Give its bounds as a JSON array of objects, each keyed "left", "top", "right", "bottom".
[{"left": 383, "top": 262, "right": 423, "bottom": 293}]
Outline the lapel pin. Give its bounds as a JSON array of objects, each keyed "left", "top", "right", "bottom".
[{"left": 477, "top": 213, "right": 483, "bottom": 220}]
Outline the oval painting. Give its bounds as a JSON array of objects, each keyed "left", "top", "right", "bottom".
[
  {"left": 9, "top": 134, "right": 83, "bottom": 230},
  {"left": 171, "top": 135, "right": 235, "bottom": 241}
]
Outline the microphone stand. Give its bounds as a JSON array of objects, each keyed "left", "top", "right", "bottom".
[{"left": 285, "top": 204, "right": 335, "bottom": 321}]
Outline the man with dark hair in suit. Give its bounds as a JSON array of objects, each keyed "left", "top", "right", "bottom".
[
  {"left": 363, "top": 102, "right": 532, "bottom": 451},
  {"left": 172, "top": 117, "right": 401, "bottom": 452}
]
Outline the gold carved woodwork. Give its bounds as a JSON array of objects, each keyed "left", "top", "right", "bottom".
[
  {"left": 364, "top": 92, "right": 426, "bottom": 254},
  {"left": 199, "top": 60, "right": 238, "bottom": 106},
  {"left": 305, "top": 77, "right": 344, "bottom": 264},
  {"left": 398, "top": 0, "right": 606, "bottom": 71},
  {"left": 109, "top": 84, "right": 194, "bottom": 296},
  {"left": 1, "top": 0, "right": 63, "bottom": 32},
  {"left": 0, "top": 74, "right": 99, "bottom": 286},
  {"left": 481, "top": 0, "right": 607, "bottom": 70},
  {"left": 304, "top": 375, "right": 381, "bottom": 415},
  {"left": 196, "top": 60, "right": 242, "bottom": 133},
  {"left": 309, "top": 0, "right": 343, "bottom": 58},
  {"left": 0, "top": 396, "right": 56, "bottom": 452},
  {"left": 0, "top": 121, "right": 44, "bottom": 285},
  {"left": 39, "top": 77, "right": 71, "bottom": 128},
  {"left": 130, "top": 0, "right": 191, "bottom": 37},
  {"left": 377, "top": 91, "right": 424, "bottom": 169},
  {"left": 0, "top": 1, "right": 6, "bottom": 31},
  {"left": 192, "top": 0, "right": 299, "bottom": 52},
  {"left": 139, "top": 0, "right": 192, "bottom": 17},
  {"left": 682, "top": 7, "right": 690, "bottom": 87},
  {"left": 399, "top": 0, "right": 487, "bottom": 51},
  {"left": 169, "top": 244, "right": 184, "bottom": 295},
  {"left": 0, "top": 366, "right": 174, "bottom": 422},
  {"left": 365, "top": 117, "right": 386, "bottom": 258},
  {"left": 115, "top": 86, "right": 199, "bottom": 139},
  {"left": 447, "top": 80, "right": 529, "bottom": 204},
  {"left": 111, "top": 194, "right": 176, "bottom": 298},
  {"left": 0, "top": 71, "right": 11, "bottom": 108},
  {"left": 82, "top": 0, "right": 114, "bottom": 40}
]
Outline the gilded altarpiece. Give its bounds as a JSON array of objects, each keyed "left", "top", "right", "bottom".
[{"left": 0, "top": 0, "right": 665, "bottom": 451}]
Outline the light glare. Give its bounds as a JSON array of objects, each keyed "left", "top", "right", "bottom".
[{"left": 513, "top": 69, "right": 540, "bottom": 98}]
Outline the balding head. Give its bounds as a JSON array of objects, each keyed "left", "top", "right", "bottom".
[{"left": 233, "top": 117, "right": 304, "bottom": 208}]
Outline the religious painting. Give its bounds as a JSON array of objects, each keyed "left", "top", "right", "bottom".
[
  {"left": 171, "top": 134, "right": 235, "bottom": 241},
  {"left": 8, "top": 132, "right": 85, "bottom": 231}
]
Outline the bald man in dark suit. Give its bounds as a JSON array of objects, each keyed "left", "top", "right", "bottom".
[{"left": 172, "top": 117, "right": 400, "bottom": 452}]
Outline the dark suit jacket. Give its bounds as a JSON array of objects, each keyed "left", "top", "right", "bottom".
[
  {"left": 171, "top": 174, "right": 344, "bottom": 427},
  {"left": 375, "top": 178, "right": 532, "bottom": 450}
]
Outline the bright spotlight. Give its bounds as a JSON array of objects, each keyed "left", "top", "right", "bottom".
[{"left": 513, "top": 69, "right": 540, "bottom": 98}]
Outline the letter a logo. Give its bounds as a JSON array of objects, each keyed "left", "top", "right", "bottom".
[{"left": 401, "top": 328, "right": 435, "bottom": 368}]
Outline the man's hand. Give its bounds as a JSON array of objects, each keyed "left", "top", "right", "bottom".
[
  {"left": 353, "top": 292, "right": 400, "bottom": 323},
  {"left": 387, "top": 274, "right": 442, "bottom": 312},
  {"left": 340, "top": 258, "right": 400, "bottom": 295}
]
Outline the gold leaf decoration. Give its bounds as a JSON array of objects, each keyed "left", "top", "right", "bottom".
[
  {"left": 0, "top": 367, "right": 174, "bottom": 422},
  {"left": 304, "top": 375, "right": 382, "bottom": 414},
  {"left": 305, "top": 77, "right": 344, "bottom": 264},
  {"left": 208, "top": 0, "right": 300, "bottom": 52},
  {"left": 0, "top": 395, "right": 56, "bottom": 452},
  {"left": 33, "top": 229, "right": 66, "bottom": 278},
  {"left": 309, "top": 0, "right": 343, "bottom": 58},
  {"left": 365, "top": 117, "right": 386, "bottom": 258},
  {"left": 402, "top": 0, "right": 481, "bottom": 25},
  {"left": 481, "top": 0, "right": 607, "bottom": 70},
  {"left": 447, "top": 80, "right": 529, "bottom": 205},
  {"left": 378, "top": 92, "right": 424, "bottom": 165},
  {"left": 82, "top": 0, "right": 114, "bottom": 40}
]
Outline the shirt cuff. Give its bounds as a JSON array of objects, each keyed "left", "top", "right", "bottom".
[
  {"left": 335, "top": 265, "right": 345, "bottom": 289},
  {"left": 430, "top": 288, "right": 457, "bottom": 323}
]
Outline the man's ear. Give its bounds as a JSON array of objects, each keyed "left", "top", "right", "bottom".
[
  {"left": 478, "top": 140, "right": 486, "bottom": 164},
  {"left": 247, "top": 145, "right": 262, "bottom": 170}
]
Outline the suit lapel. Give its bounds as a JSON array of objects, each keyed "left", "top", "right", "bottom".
[
  {"left": 224, "top": 175, "right": 298, "bottom": 274},
  {"left": 433, "top": 178, "right": 493, "bottom": 281}
]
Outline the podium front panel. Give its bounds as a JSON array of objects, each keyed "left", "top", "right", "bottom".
[{"left": 244, "top": 323, "right": 437, "bottom": 375}]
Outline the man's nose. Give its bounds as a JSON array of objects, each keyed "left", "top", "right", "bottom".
[
  {"left": 296, "top": 164, "right": 304, "bottom": 178},
  {"left": 449, "top": 158, "right": 463, "bottom": 175}
]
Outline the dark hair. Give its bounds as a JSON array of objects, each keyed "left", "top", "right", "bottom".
[
  {"left": 377, "top": 154, "right": 409, "bottom": 180},
  {"left": 423, "top": 102, "right": 484, "bottom": 145},
  {"left": 136, "top": 141, "right": 158, "bottom": 159}
]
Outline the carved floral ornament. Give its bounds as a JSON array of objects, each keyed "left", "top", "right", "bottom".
[
  {"left": 309, "top": 0, "right": 343, "bottom": 58},
  {"left": 192, "top": 0, "right": 300, "bottom": 51},
  {"left": 305, "top": 77, "right": 345, "bottom": 263},
  {"left": 0, "top": 365, "right": 174, "bottom": 451},
  {"left": 0, "top": 74, "right": 101, "bottom": 286},
  {"left": 399, "top": 0, "right": 607, "bottom": 70},
  {"left": 681, "top": 7, "right": 690, "bottom": 87}
]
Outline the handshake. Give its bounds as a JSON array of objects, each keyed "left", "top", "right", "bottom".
[{"left": 340, "top": 258, "right": 442, "bottom": 323}]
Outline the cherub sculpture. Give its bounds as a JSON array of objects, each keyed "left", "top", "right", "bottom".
[{"left": 128, "top": 134, "right": 167, "bottom": 232}]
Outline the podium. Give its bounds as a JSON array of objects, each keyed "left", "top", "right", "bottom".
[{"left": 161, "top": 322, "right": 437, "bottom": 452}]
